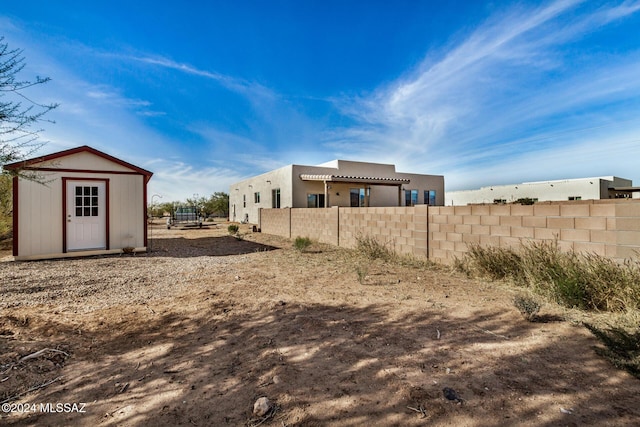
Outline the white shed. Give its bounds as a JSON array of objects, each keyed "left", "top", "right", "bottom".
[{"left": 5, "top": 145, "right": 153, "bottom": 260}]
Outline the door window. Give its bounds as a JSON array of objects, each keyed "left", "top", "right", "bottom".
[{"left": 75, "top": 186, "right": 99, "bottom": 216}]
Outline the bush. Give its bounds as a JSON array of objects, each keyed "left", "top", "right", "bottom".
[
  {"left": 227, "top": 224, "right": 239, "bottom": 235},
  {"left": 460, "top": 241, "right": 640, "bottom": 312},
  {"left": 355, "top": 263, "right": 369, "bottom": 284},
  {"left": 294, "top": 236, "right": 312, "bottom": 252},
  {"left": 465, "top": 244, "right": 522, "bottom": 280},
  {"left": 513, "top": 293, "right": 541, "bottom": 321},
  {"left": 355, "top": 234, "right": 395, "bottom": 261}
]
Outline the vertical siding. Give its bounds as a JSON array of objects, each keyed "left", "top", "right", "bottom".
[
  {"left": 16, "top": 172, "right": 146, "bottom": 258},
  {"left": 109, "top": 175, "right": 145, "bottom": 249},
  {"left": 18, "top": 176, "right": 63, "bottom": 257}
]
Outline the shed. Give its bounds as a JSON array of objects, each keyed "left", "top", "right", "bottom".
[{"left": 5, "top": 145, "right": 153, "bottom": 260}]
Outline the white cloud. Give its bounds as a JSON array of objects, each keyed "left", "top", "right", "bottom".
[{"left": 329, "top": 0, "right": 640, "bottom": 189}]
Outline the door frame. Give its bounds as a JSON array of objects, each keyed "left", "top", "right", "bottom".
[{"left": 62, "top": 177, "right": 110, "bottom": 253}]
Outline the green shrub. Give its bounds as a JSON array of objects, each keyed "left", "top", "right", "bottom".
[
  {"left": 294, "top": 236, "right": 312, "bottom": 252},
  {"left": 513, "top": 293, "right": 541, "bottom": 321},
  {"left": 227, "top": 224, "right": 239, "bottom": 234}
]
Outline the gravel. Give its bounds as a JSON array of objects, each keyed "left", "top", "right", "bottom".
[{"left": 0, "top": 227, "right": 266, "bottom": 312}]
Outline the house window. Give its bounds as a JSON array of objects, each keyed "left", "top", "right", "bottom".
[
  {"left": 243, "top": 194, "right": 246, "bottom": 208},
  {"left": 272, "top": 188, "right": 281, "bottom": 208},
  {"left": 350, "top": 188, "right": 367, "bottom": 207},
  {"left": 307, "top": 193, "right": 325, "bottom": 208},
  {"left": 424, "top": 190, "right": 437, "bottom": 206},
  {"left": 405, "top": 189, "right": 418, "bottom": 206},
  {"left": 254, "top": 192, "right": 260, "bottom": 203},
  {"left": 568, "top": 196, "right": 582, "bottom": 201}
]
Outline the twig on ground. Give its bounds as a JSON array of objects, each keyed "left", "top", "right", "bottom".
[
  {"left": 473, "top": 325, "right": 510, "bottom": 340},
  {"left": 247, "top": 404, "right": 280, "bottom": 427},
  {"left": 0, "top": 376, "right": 63, "bottom": 404},
  {"left": 407, "top": 405, "right": 427, "bottom": 417},
  {"left": 18, "top": 348, "right": 70, "bottom": 363}
]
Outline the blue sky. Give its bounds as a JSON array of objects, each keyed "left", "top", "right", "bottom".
[{"left": 2, "top": 0, "right": 640, "bottom": 201}]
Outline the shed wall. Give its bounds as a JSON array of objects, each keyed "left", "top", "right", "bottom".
[{"left": 16, "top": 172, "right": 145, "bottom": 258}]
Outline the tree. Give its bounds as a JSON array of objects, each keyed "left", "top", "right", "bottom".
[
  {"left": 0, "top": 173, "right": 11, "bottom": 239},
  {"left": 209, "top": 192, "right": 229, "bottom": 217},
  {"left": 1, "top": 36, "right": 58, "bottom": 178}
]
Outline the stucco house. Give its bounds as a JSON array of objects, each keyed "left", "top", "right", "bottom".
[
  {"left": 229, "top": 159, "right": 444, "bottom": 224},
  {"left": 445, "top": 176, "right": 639, "bottom": 206},
  {"left": 5, "top": 145, "right": 153, "bottom": 260}
]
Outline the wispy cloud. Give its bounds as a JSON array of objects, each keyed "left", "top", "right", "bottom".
[
  {"left": 123, "top": 54, "right": 276, "bottom": 100},
  {"left": 331, "top": 0, "right": 640, "bottom": 188},
  {"left": 146, "top": 158, "right": 247, "bottom": 202}
]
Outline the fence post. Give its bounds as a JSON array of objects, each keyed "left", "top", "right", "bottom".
[{"left": 426, "top": 204, "right": 430, "bottom": 260}]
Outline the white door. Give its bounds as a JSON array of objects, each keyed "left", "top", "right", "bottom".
[{"left": 66, "top": 180, "right": 106, "bottom": 251}]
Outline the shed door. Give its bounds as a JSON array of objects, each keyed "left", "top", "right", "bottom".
[{"left": 66, "top": 180, "right": 106, "bottom": 251}]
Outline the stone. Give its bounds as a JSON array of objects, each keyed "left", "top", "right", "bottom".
[{"left": 253, "top": 396, "right": 272, "bottom": 417}]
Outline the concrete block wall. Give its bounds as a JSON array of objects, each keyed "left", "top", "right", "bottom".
[
  {"left": 259, "top": 200, "right": 640, "bottom": 264},
  {"left": 338, "top": 205, "right": 428, "bottom": 257},
  {"left": 428, "top": 200, "right": 640, "bottom": 263},
  {"left": 259, "top": 208, "right": 291, "bottom": 238},
  {"left": 290, "top": 207, "right": 339, "bottom": 245}
]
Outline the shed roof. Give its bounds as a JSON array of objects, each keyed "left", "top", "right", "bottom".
[{"left": 4, "top": 145, "right": 153, "bottom": 178}]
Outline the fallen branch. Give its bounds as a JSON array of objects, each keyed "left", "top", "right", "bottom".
[
  {"left": 473, "top": 325, "right": 510, "bottom": 340},
  {"left": 407, "top": 405, "right": 427, "bottom": 418},
  {"left": 0, "top": 376, "right": 63, "bottom": 404},
  {"left": 18, "top": 348, "right": 70, "bottom": 363}
]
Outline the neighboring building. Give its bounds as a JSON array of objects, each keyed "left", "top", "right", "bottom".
[
  {"left": 229, "top": 159, "right": 444, "bottom": 224},
  {"left": 5, "top": 145, "right": 153, "bottom": 260},
  {"left": 445, "top": 176, "right": 639, "bottom": 206}
]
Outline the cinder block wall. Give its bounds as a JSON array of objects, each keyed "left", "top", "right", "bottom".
[
  {"left": 259, "top": 200, "right": 640, "bottom": 264},
  {"left": 338, "top": 205, "right": 428, "bottom": 257},
  {"left": 290, "top": 207, "right": 339, "bottom": 245},
  {"left": 259, "top": 208, "right": 291, "bottom": 238},
  {"left": 428, "top": 200, "right": 640, "bottom": 263}
]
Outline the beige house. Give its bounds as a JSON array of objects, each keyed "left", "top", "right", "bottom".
[
  {"left": 229, "top": 159, "right": 444, "bottom": 224},
  {"left": 5, "top": 145, "right": 153, "bottom": 260},
  {"left": 445, "top": 176, "right": 638, "bottom": 206}
]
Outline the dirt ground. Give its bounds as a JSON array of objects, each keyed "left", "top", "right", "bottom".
[{"left": 1, "top": 222, "right": 639, "bottom": 426}]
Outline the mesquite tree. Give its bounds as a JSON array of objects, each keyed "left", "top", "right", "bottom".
[{"left": 0, "top": 36, "right": 58, "bottom": 177}]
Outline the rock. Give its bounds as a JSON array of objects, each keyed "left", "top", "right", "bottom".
[
  {"left": 273, "top": 375, "right": 281, "bottom": 384},
  {"left": 443, "top": 387, "right": 463, "bottom": 403},
  {"left": 253, "top": 397, "right": 272, "bottom": 417}
]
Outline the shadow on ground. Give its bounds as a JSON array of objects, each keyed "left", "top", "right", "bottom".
[{"left": 4, "top": 300, "right": 639, "bottom": 426}]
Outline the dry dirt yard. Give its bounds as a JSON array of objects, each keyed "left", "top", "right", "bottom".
[{"left": 1, "top": 223, "right": 639, "bottom": 426}]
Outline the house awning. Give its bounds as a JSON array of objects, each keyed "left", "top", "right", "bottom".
[{"left": 299, "top": 174, "right": 410, "bottom": 186}]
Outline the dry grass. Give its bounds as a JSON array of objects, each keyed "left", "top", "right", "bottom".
[{"left": 459, "top": 240, "right": 640, "bottom": 312}]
